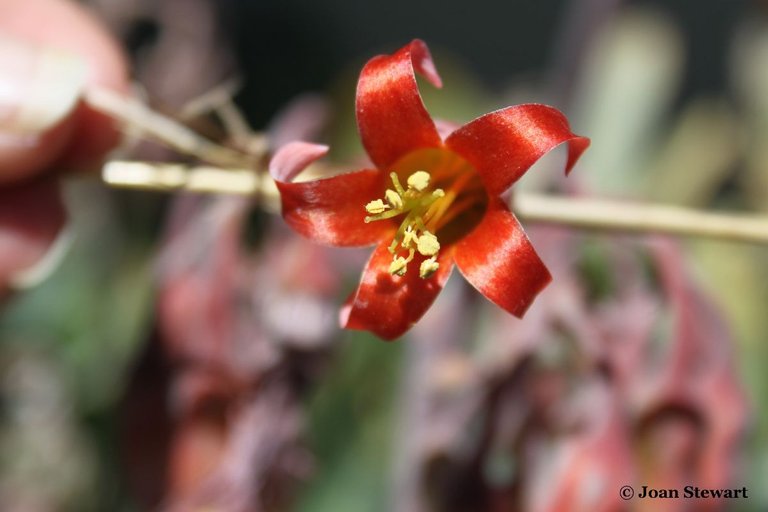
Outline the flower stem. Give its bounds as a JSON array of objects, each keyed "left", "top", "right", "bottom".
[{"left": 514, "top": 193, "right": 768, "bottom": 244}]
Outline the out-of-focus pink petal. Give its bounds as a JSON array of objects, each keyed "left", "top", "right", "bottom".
[
  {"left": 527, "top": 383, "right": 635, "bottom": 512},
  {"left": 269, "top": 141, "right": 329, "bottom": 182},
  {"left": 157, "top": 197, "right": 251, "bottom": 367},
  {"left": 647, "top": 240, "right": 748, "bottom": 506},
  {"left": 445, "top": 104, "right": 590, "bottom": 195},
  {"left": 454, "top": 200, "right": 551, "bottom": 317},
  {"left": 433, "top": 118, "right": 460, "bottom": 141},
  {"left": 340, "top": 242, "right": 454, "bottom": 341},
  {"left": 356, "top": 39, "right": 443, "bottom": 170}
]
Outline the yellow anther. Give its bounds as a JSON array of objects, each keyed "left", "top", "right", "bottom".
[
  {"left": 416, "top": 231, "right": 440, "bottom": 256},
  {"left": 389, "top": 256, "right": 409, "bottom": 276},
  {"left": 419, "top": 257, "right": 440, "bottom": 279},
  {"left": 365, "top": 199, "right": 389, "bottom": 214},
  {"left": 407, "top": 170, "right": 430, "bottom": 192},
  {"left": 385, "top": 189, "right": 403, "bottom": 210},
  {"left": 402, "top": 225, "right": 418, "bottom": 248}
]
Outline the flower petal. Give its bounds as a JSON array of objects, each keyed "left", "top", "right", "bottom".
[
  {"left": 356, "top": 39, "right": 443, "bottom": 170},
  {"left": 0, "top": 176, "right": 66, "bottom": 290},
  {"left": 340, "top": 243, "right": 453, "bottom": 340},
  {"left": 270, "top": 142, "right": 393, "bottom": 247},
  {"left": 269, "top": 140, "right": 329, "bottom": 182},
  {"left": 454, "top": 200, "right": 551, "bottom": 317},
  {"left": 446, "top": 104, "right": 590, "bottom": 195}
]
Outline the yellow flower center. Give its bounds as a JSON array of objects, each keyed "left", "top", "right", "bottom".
[
  {"left": 363, "top": 148, "right": 489, "bottom": 279},
  {"left": 365, "top": 170, "right": 444, "bottom": 278}
]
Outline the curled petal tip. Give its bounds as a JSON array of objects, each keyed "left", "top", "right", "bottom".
[
  {"left": 409, "top": 39, "right": 443, "bottom": 88},
  {"left": 339, "top": 301, "right": 352, "bottom": 329},
  {"left": 565, "top": 136, "right": 591, "bottom": 175},
  {"left": 355, "top": 40, "right": 443, "bottom": 169},
  {"left": 269, "top": 141, "right": 329, "bottom": 182},
  {"left": 446, "top": 104, "right": 590, "bottom": 195}
]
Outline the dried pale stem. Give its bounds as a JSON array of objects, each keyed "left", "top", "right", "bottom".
[
  {"left": 102, "top": 161, "right": 280, "bottom": 211},
  {"left": 514, "top": 194, "right": 768, "bottom": 245},
  {"left": 85, "top": 87, "right": 254, "bottom": 168}
]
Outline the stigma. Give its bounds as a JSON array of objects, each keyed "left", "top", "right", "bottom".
[{"left": 364, "top": 171, "right": 444, "bottom": 278}]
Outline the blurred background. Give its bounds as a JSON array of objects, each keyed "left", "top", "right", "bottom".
[{"left": 1, "top": 0, "right": 767, "bottom": 510}]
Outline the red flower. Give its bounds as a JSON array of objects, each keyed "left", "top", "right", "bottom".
[{"left": 269, "top": 40, "right": 589, "bottom": 340}]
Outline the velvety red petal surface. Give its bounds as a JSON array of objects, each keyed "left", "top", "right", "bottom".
[
  {"left": 356, "top": 39, "right": 443, "bottom": 170},
  {"left": 446, "top": 104, "right": 590, "bottom": 195},
  {"left": 340, "top": 243, "right": 454, "bottom": 340},
  {"left": 276, "top": 171, "right": 394, "bottom": 247},
  {"left": 454, "top": 200, "right": 551, "bottom": 317},
  {"left": 270, "top": 141, "right": 393, "bottom": 247}
]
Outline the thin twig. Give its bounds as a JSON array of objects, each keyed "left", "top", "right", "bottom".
[
  {"left": 514, "top": 194, "right": 768, "bottom": 245},
  {"left": 178, "top": 77, "right": 242, "bottom": 120},
  {"left": 86, "top": 87, "right": 253, "bottom": 168}
]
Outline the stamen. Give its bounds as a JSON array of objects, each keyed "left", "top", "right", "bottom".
[
  {"left": 365, "top": 208, "right": 407, "bottom": 223},
  {"left": 416, "top": 231, "right": 440, "bottom": 256},
  {"left": 389, "top": 211, "right": 418, "bottom": 252},
  {"left": 402, "top": 225, "right": 418, "bottom": 249},
  {"left": 363, "top": 170, "right": 445, "bottom": 278},
  {"left": 385, "top": 189, "right": 403, "bottom": 209},
  {"left": 429, "top": 195, "right": 479, "bottom": 229},
  {"left": 424, "top": 170, "right": 474, "bottom": 230},
  {"left": 365, "top": 199, "right": 389, "bottom": 215},
  {"left": 390, "top": 172, "right": 406, "bottom": 196},
  {"left": 419, "top": 257, "right": 440, "bottom": 278},
  {"left": 389, "top": 257, "right": 408, "bottom": 276},
  {"left": 389, "top": 248, "right": 414, "bottom": 276},
  {"left": 407, "top": 170, "right": 430, "bottom": 192}
]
